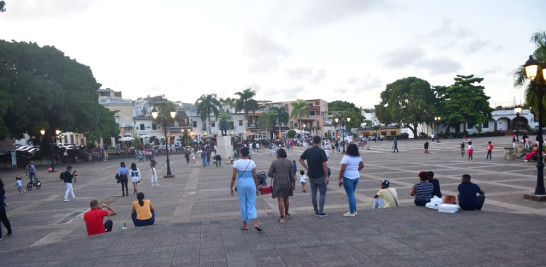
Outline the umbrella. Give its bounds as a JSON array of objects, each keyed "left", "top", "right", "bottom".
[{"left": 119, "top": 137, "right": 134, "bottom": 141}]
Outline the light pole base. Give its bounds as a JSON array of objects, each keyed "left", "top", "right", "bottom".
[
  {"left": 524, "top": 193, "right": 546, "bottom": 201},
  {"left": 163, "top": 175, "right": 175, "bottom": 178}
]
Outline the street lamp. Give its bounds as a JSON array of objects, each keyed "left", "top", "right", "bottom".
[
  {"left": 514, "top": 107, "right": 522, "bottom": 143},
  {"left": 335, "top": 117, "right": 351, "bottom": 153},
  {"left": 434, "top": 116, "right": 441, "bottom": 142},
  {"left": 524, "top": 55, "right": 546, "bottom": 195},
  {"left": 152, "top": 107, "right": 176, "bottom": 178}
]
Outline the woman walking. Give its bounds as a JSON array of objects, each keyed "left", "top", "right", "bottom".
[
  {"left": 338, "top": 143, "right": 364, "bottom": 216},
  {"left": 267, "top": 148, "right": 295, "bottom": 223},
  {"left": 131, "top": 192, "right": 155, "bottom": 226},
  {"left": 230, "top": 147, "right": 262, "bottom": 231},
  {"left": 0, "top": 178, "right": 13, "bottom": 240},
  {"left": 117, "top": 162, "right": 129, "bottom": 196},
  {"left": 130, "top": 163, "right": 141, "bottom": 195}
]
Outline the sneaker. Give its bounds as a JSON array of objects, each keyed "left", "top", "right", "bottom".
[
  {"left": 314, "top": 211, "right": 319, "bottom": 216},
  {"left": 316, "top": 212, "right": 328, "bottom": 218},
  {"left": 63, "top": 199, "right": 69, "bottom": 202},
  {"left": 0, "top": 237, "right": 3, "bottom": 241},
  {"left": 72, "top": 197, "right": 77, "bottom": 200},
  {"left": 343, "top": 212, "right": 356, "bottom": 217},
  {"left": 6, "top": 233, "right": 13, "bottom": 237}
]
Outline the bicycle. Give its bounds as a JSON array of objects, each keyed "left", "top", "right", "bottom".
[{"left": 26, "top": 179, "right": 41, "bottom": 191}]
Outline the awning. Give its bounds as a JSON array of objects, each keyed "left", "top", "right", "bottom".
[{"left": 119, "top": 137, "right": 134, "bottom": 141}]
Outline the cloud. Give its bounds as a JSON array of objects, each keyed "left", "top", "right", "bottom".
[
  {"left": 333, "top": 87, "right": 348, "bottom": 94},
  {"left": 347, "top": 75, "right": 383, "bottom": 93},
  {"left": 463, "top": 38, "right": 491, "bottom": 54},
  {"left": 285, "top": 68, "right": 313, "bottom": 80},
  {"left": 243, "top": 31, "right": 290, "bottom": 73},
  {"left": 383, "top": 47, "right": 425, "bottom": 68},
  {"left": 420, "top": 57, "right": 462, "bottom": 75},
  {"left": 311, "top": 68, "right": 327, "bottom": 84},
  {"left": 295, "top": 0, "right": 385, "bottom": 27},
  {"left": 7, "top": 0, "right": 96, "bottom": 20}
]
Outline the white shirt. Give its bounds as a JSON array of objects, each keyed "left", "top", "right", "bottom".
[{"left": 340, "top": 155, "right": 363, "bottom": 179}]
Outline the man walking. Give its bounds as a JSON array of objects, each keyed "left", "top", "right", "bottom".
[
  {"left": 62, "top": 166, "right": 77, "bottom": 202},
  {"left": 299, "top": 136, "right": 329, "bottom": 217},
  {"left": 392, "top": 137, "right": 399, "bottom": 153}
]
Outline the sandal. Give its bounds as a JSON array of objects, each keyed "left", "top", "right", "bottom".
[
  {"left": 285, "top": 213, "right": 290, "bottom": 219},
  {"left": 278, "top": 217, "right": 285, "bottom": 224}
]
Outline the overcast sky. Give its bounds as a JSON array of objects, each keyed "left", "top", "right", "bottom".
[{"left": 1, "top": 0, "right": 544, "bottom": 109}]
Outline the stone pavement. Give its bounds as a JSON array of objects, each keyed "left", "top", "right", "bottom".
[{"left": 1, "top": 136, "right": 545, "bottom": 266}]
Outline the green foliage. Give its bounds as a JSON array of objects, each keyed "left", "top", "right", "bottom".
[
  {"left": 258, "top": 110, "right": 276, "bottom": 132},
  {"left": 435, "top": 75, "right": 493, "bottom": 133},
  {"left": 131, "top": 137, "right": 143, "bottom": 150},
  {"left": 375, "top": 77, "right": 436, "bottom": 138},
  {"left": 290, "top": 99, "right": 310, "bottom": 132},
  {"left": 287, "top": 129, "right": 296, "bottom": 138},
  {"left": 269, "top": 106, "right": 289, "bottom": 126},
  {"left": 235, "top": 88, "right": 259, "bottom": 120},
  {"left": 195, "top": 94, "right": 221, "bottom": 134},
  {"left": 328, "top": 100, "right": 363, "bottom": 128},
  {"left": 0, "top": 40, "right": 119, "bottom": 142}
]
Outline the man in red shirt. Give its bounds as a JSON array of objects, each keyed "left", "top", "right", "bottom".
[{"left": 84, "top": 200, "right": 117, "bottom": 236}]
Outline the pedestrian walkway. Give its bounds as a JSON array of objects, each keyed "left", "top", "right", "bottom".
[{"left": 0, "top": 136, "right": 545, "bottom": 266}]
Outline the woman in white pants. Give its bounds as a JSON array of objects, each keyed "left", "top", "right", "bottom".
[{"left": 150, "top": 156, "right": 159, "bottom": 185}]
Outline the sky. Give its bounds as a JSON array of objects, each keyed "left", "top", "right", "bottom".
[{"left": 1, "top": 0, "right": 544, "bottom": 109}]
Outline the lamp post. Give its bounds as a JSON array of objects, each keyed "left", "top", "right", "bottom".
[
  {"left": 335, "top": 117, "right": 351, "bottom": 153},
  {"left": 524, "top": 55, "right": 546, "bottom": 195},
  {"left": 152, "top": 107, "right": 176, "bottom": 178},
  {"left": 434, "top": 116, "right": 441, "bottom": 142},
  {"left": 40, "top": 129, "right": 56, "bottom": 172},
  {"left": 514, "top": 107, "right": 522, "bottom": 143}
]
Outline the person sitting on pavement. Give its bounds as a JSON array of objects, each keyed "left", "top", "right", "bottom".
[
  {"left": 131, "top": 192, "right": 155, "bottom": 226},
  {"left": 373, "top": 180, "right": 398, "bottom": 208},
  {"left": 458, "top": 174, "right": 485, "bottom": 210},
  {"left": 410, "top": 171, "right": 433, "bottom": 206},
  {"left": 427, "top": 171, "right": 442, "bottom": 198},
  {"left": 84, "top": 200, "right": 117, "bottom": 236}
]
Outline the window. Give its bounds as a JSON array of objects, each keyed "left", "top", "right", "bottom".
[
  {"left": 310, "top": 111, "right": 316, "bottom": 116},
  {"left": 390, "top": 131, "right": 397, "bottom": 136},
  {"left": 290, "top": 121, "right": 293, "bottom": 128},
  {"left": 140, "top": 124, "right": 145, "bottom": 130},
  {"left": 211, "top": 120, "right": 215, "bottom": 127},
  {"left": 192, "top": 121, "right": 197, "bottom": 127},
  {"left": 239, "top": 120, "right": 243, "bottom": 126},
  {"left": 152, "top": 123, "right": 157, "bottom": 130},
  {"left": 124, "top": 114, "right": 130, "bottom": 122},
  {"left": 483, "top": 121, "right": 489, "bottom": 128},
  {"left": 229, "top": 121, "right": 234, "bottom": 130}
]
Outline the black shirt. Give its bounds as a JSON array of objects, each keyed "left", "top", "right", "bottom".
[
  {"left": 430, "top": 178, "right": 442, "bottom": 198},
  {"left": 63, "top": 170, "right": 74, "bottom": 183},
  {"left": 300, "top": 146, "right": 328, "bottom": 179}
]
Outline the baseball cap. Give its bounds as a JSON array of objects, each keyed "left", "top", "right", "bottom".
[{"left": 382, "top": 180, "right": 390, "bottom": 187}]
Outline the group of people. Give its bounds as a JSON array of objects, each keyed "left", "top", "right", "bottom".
[
  {"left": 116, "top": 159, "right": 159, "bottom": 197},
  {"left": 411, "top": 171, "right": 485, "bottom": 210},
  {"left": 83, "top": 191, "right": 155, "bottom": 236}
]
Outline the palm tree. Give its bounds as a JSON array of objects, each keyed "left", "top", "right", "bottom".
[
  {"left": 270, "top": 106, "right": 289, "bottom": 138},
  {"left": 195, "top": 94, "right": 222, "bottom": 135},
  {"left": 514, "top": 31, "right": 546, "bottom": 124},
  {"left": 290, "top": 99, "right": 310, "bottom": 136},
  {"left": 235, "top": 88, "right": 259, "bottom": 126}
]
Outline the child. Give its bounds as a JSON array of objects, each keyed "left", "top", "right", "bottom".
[
  {"left": 299, "top": 170, "right": 307, "bottom": 193},
  {"left": 486, "top": 141, "right": 494, "bottom": 160},
  {"left": 15, "top": 176, "right": 23, "bottom": 194}
]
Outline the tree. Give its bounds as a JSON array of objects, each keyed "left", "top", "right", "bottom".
[
  {"left": 0, "top": 40, "right": 119, "bottom": 145},
  {"left": 514, "top": 31, "right": 546, "bottom": 126},
  {"left": 290, "top": 99, "right": 310, "bottom": 135},
  {"left": 375, "top": 77, "right": 436, "bottom": 138},
  {"left": 435, "top": 75, "right": 493, "bottom": 133},
  {"left": 234, "top": 88, "right": 259, "bottom": 125},
  {"left": 258, "top": 110, "right": 276, "bottom": 138},
  {"left": 269, "top": 106, "right": 289, "bottom": 138},
  {"left": 328, "top": 100, "right": 363, "bottom": 128},
  {"left": 195, "top": 94, "right": 221, "bottom": 135}
]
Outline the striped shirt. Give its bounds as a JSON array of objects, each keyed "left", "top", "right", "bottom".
[{"left": 413, "top": 181, "right": 433, "bottom": 202}]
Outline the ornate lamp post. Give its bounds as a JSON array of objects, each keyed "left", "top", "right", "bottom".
[
  {"left": 524, "top": 55, "right": 546, "bottom": 195},
  {"left": 514, "top": 107, "right": 522, "bottom": 143},
  {"left": 152, "top": 107, "right": 176, "bottom": 178},
  {"left": 434, "top": 116, "right": 441, "bottom": 142}
]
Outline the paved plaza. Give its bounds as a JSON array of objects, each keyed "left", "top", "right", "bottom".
[{"left": 1, "top": 136, "right": 546, "bottom": 266}]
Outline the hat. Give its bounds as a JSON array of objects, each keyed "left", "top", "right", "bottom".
[{"left": 382, "top": 180, "right": 390, "bottom": 187}]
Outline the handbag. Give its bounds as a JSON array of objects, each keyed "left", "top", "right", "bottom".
[
  {"left": 443, "top": 195, "right": 456, "bottom": 204},
  {"left": 115, "top": 173, "right": 120, "bottom": 183}
]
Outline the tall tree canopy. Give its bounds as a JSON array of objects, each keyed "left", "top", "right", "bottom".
[
  {"left": 435, "top": 75, "right": 493, "bottom": 133},
  {"left": 195, "top": 94, "right": 221, "bottom": 135},
  {"left": 0, "top": 40, "right": 118, "bottom": 142},
  {"left": 234, "top": 88, "right": 258, "bottom": 123},
  {"left": 375, "top": 77, "right": 436, "bottom": 138},
  {"left": 514, "top": 31, "right": 546, "bottom": 125},
  {"left": 328, "top": 100, "right": 363, "bottom": 129}
]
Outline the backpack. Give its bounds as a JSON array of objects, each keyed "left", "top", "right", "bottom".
[{"left": 59, "top": 171, "right": 66, "bottom": 181}]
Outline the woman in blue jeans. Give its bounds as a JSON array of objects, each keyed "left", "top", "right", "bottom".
[{"left": 338, "top": 143, "right": 364, "bottom": 216}]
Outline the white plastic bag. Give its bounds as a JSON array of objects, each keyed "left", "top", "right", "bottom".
[{"left": 425, "top": 196, "right": 443, "bottom": 209}]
